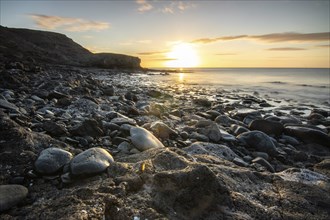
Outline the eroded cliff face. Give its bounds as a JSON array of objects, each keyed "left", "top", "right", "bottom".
[
  {"left": 0, "top": 26, "right": 141, "bottom": 70},
  {"left": 92, "top": 53, "right": 141, "bottom": 70}
]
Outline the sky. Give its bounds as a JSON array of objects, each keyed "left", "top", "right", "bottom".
[{"left": 0, "top": 0, "right": 329, "bottom": 68}]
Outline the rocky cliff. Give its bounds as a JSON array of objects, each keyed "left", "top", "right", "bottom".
[{"left": 0, "top": 26, "right": 141, "bottom": 69}]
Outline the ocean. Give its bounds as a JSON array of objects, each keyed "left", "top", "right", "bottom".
[{"left": 146, "top": 68, "right": 330, "bottom": 106}]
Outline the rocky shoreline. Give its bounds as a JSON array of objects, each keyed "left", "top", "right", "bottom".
[{"left": 0, "top": 62, "right": 330, "bottom": 219}]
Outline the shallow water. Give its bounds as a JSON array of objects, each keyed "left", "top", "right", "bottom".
[{"left": 145, "top": 68, "right": 330, "bottom": 106}]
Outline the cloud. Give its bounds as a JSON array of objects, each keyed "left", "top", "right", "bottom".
[
  {"left": 162, "top": 1, "right": 196, "bottom": 14},
  {"left": 30, "top": 14, "right": 109, "bottom": 32},
  {"left": 315, "top": 44, "right": 330, "bottom": 48},
  {"left": 136, "top": 0, "right": 195, "bottom": 14},
  {"left": 136, "top": 0, "right": 153, "bottom": 13},
  {"left": 137, "top": 50, "right": 168, "bottom": 55},
  {"left": 266, "top": 47, "right": 306, "bottom": 51},
  {"left": 250, "top": 32, "right": 330, "bottom": 43},
  {"left": 192, "top": 35, "right": 246, "bottom": 44},
  {"left": 192, "top": 32, "right": 330, "bottom": 44}
]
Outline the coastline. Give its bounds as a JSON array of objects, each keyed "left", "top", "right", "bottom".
[{"left": 1, "top": 63, "right": 329, "bottom": 219}]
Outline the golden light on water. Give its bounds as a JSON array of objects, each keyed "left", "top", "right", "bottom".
[
  {"left": 166, "top": 43, "right": 200, "bottom": 68},
  {"left": 179, "top": 72, "right": 185, "bottom": 82}
]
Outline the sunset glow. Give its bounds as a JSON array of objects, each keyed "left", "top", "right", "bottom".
[
  {"left": 0, "top": 1, "right": 329, "bottom": 68},
  {"left": 166, "top": 43, "right": 199, "bottom": 68}
]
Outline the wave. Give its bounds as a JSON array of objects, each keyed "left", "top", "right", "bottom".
[{"left": 267, "top": 81, "right": 328, "bottom": 88}]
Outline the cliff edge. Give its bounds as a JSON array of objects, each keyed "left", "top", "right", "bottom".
[{"left": 0, "top": 26, "right": 141, "bottom": 69}]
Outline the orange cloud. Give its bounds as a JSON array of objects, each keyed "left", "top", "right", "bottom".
[
  {"left": 266, "top": 47, "right": 306, "bottom": 51},
  {"left": 192, "top": 32, "right": 329, "bottom": 44},
  {"left": 136, "top": 0, "right": 153, "bottom": 13},
  {"left": 30, "top": 14, "right": 110, "bottom": 32}
]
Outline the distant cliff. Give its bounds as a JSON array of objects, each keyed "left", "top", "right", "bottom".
[{"left": 0, "top": 26, "right": 141, "bottom": 69}]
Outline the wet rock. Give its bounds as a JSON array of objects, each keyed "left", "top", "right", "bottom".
[
  {"left": 130, "top": 126, "right": 165, "bottom": 151},
  {"left": 311, "top": 109, "right": 328, "bottom": 117},
  {"left": 34, "top": 147, "right": 73, "bottom": 175},
  {"left": 152, "top": 165, "right": 231, "bottom": 220},
  {"left": 102, "top": 85, "right": 115, "bottom": 96},
  {"left": 183, "top": 142, "right": 238, "bottom": 161},
  {"left": 252, "top": 157, "right": 275, "bottom": 173},
  {"left": 70, "top": 147, "right": 114, "bottom": 176},
  {"left": 215, "top": 115, "right": 242, "bottom": 127},
  {"left": 279, "top": 134, "right": 300, "bottom": 145},
  {"left": 237, "top": 131, "right": 279, "bottom": 156},
  {"left": 284, "top": 125, "right": 330, "bottom": 147},
  {"left": 70, "top": 119, "right": 104, "bottom": 137},
  {"left": 0, "top": 99, "right": 19, "bottom": 112},
  {"left": 189, "top": 132, "right": 209, "bottom": 142},
  {"left": 117, "top": 141, "right": 133, "bottom": 154},
  {"left": 70, "top": 98, "right": 98, "bottom": 114},
  {"left": 195, "top": 119, "right": 213, "bottom": 127},
  {"left": 0, "top": 185, "right": 28, "bottom": 212},
  {"left": 314, "top": 159, "right": 330, "bottom": 176},
  {"left": 233, "top": 157, "right": 249, "bottom": 167},
  {"left": 111, "top": 116, "right": 136, "bottom": 126},
  {"left": 42, "top": 121, "right": 68, "bottom": 137},
  {"left": 47, "top": 90, "right": 70, "bottom": 100},
  {"left": 206, "top": 110, "right": 221, "bottom": 120},
  {"left": 147, "top": 89, "right": 162, "bottom": 98},
  {"left": 150, "top": 121, "right": 178, "bottom": 139},
  {"left": 202, "top": 123, "right": 222, "bottom": 142},
  {"left": 249, "top": 119, "right": 284, "bottom": 136},
  {"left": 230, "top": 124, "right": 249, "bottom": 136},
  {"left": 231, "top": 109, "right": 261, "bottom": 121},
  {"left": 193, "top": 98, "right": 212, "bottom": 107}
]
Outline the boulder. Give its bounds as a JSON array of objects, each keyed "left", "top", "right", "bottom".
[
  {"left": 0, "top": 185, "right": 28, "bottom": 212},
  {"left": 237, "top": 131, "right": 279, "bottom": 156},
  {"left": 249, "top": 119, "right": 284, "bottom": 136},
  {"left": 130, "top": 127, "right": 165, "bottom": 151},
  {"left": 284, "top": 126, "right": 330, "bottom": 147},
  {"left": 70, "top": 147, "right": 114, "bottom": 176},
  {"left": 34, "top": 147, "right": 72, "bottom": 175},
  {"left": 70, "top": 119, "right": 103, "bottom": 137},
  {"left": 150, "top": 121, "right": 178, "bottom": 139}
]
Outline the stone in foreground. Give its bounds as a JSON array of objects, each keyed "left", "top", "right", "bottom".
[
  {"left": 183, "top": 142, "right": 238, "bottom": 161},
  {"left": 70, "top": 147, "right": 114, "bottom": 176},
  {"left": 0, "top": 185, "right": 28, "bottom": 212},
  {"left": 237, "top": 131, "right": 279, "bottom": 156},
  {"left": 35, "top": 147, "right": 73, "bottom": 174},
  {"left": 130, "top": 126, "right": 165, "bottom": 151}
]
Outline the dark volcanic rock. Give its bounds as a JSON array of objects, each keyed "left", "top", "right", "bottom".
[
  {"left": 0, "top": 185, "right": 28, "bottom": 212},
  {"left": 70, "top": 147, "right": 114, "bottom": 176},
  {"left": 70, "top": 119, "right": 104, "bottom": 137},
  {"left": 284, "top": 125, "right": 330, "bottom": 147},
  {"left": 34, "top": 147, "right": 72, "bottom": 175},
  {"left": 152, "top": 164, "right": 231, "bottom": 220},
  {"left": 42, "top": 121, "right": 68, "bottom": 137},
  {"left": 237, "top": 131, "right": 279, "bottom": 156},
  {"left": 249, "top": 119, "right": 284, "bottom": 136},
  {"left": 183, "top": 142, "right": 238, "bottom": 161}
]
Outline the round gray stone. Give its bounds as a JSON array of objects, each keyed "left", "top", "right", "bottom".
[
  {"left": 34, "top": 147, "right": 73, "bottom": 174},
  {"left": 0, "top": 185, "right": 28, "bottom": 212},
  {"left": 130, "top": 126, "right": 165, "bottom": 151},
  {"left": 70, "top": 147, "right": 114, "bottom": 176}
]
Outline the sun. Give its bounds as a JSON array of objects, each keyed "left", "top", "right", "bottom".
[{"left": 166, "top": 43, "right": 200, "bottom": 68}]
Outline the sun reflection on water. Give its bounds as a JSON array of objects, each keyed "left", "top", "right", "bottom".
[{"left": 179, "top": 72, "right": 185, "bottom": 82}]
